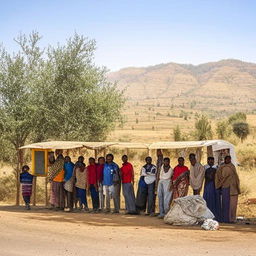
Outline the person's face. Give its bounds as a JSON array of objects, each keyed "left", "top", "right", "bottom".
[
  {"left": 225, "top": 157, "right": 231, "bottom": 164},
  {"left": 122, "top": 156, "right": 128, "bottom": 163},
  {"left": 189, "top": 157, "right": 196, "bottom": 165},
  {"left": 178, "top": 158, "right": 184, "bottom": 166},
  {"left": 55, "top": 149, "right": 63, "bottom": 157},
  {"left": 146, "top": 157, "right": 152, "bottom": 165},
  {"left": 98, "top": 158, "right": 105, "bottom": 165},
  {"left": 78, "top": 157, "right": 84, "bottom": 163},
  {"left": 106, "top": 155, "right": 113, "bottom": 164},
  {"left": 208, "top": 158, "right": 214, "bottom": 166},
  {"left": 164, "top": 159, "right": 170, "bottom": 166},
  {"left": 64, "top": 156, "right": 71, "bottom": 163},
  {"left": 89, "top": 158, "right": 95, "bottom": 165}
]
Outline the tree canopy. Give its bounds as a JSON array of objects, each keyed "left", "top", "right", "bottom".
[
  {"left": 0, "top": 32, "right": 124, "bottom": 154},
  {"left": 194, "top": 115, "right": 213, "bottom": 141}
]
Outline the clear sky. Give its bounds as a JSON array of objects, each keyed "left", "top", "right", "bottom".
[{"left": 0, "top": 0, "right": 255, "bottom": 71}]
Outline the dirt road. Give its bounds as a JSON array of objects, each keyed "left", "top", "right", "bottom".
[{"left": 0, "top": 206, "right": 255, "bottom": 256}]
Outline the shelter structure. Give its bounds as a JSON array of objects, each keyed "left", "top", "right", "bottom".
[{"left": 19, "top": 139, "right": 237, "bottom": 206}]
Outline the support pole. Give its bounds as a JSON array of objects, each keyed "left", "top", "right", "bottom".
[
  {"left": 207, "top": 146, "right": 213, "bottom": 157},
  {"left": 32, "top": 176, "right": 37, "bottom": 206},
  {"left": 45, "top": 177, "right": 48, "bottom": 206},
  {"left": 94, "top": 149, "right": 98, "bottom": 159}
]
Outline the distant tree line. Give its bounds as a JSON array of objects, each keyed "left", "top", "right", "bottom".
[{"left": 173, "top": 112, "right": 250, "bottom": 142}]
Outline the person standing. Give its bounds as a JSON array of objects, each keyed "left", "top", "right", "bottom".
[
  {"left": 102, "top": 154, "right": 120, "bottom": 213},
  {"left": 20, "top": 165, "right": 34, "bottom": 210},
  {"left": 74, "top": 162, "right": 89, "bottom": 211},
  {"left": 96, "top": 157, "right": 105, "bottom": 212},
  {"left": 87, "top": 157, "right": 100, "bottom": 212},
  {"left": 215, "top": 155, "right": 240, "bottom": 223},
  {"left": 189, "top": 153, "right": 205, "bottom": 195},
  {"left": 172, "top": 157, "right": 190, "bottom": 200},
  {"left": 157, "top": 153, "right": 173, "bottom": 218},
  {"left": 136, "top": 157, "right": 157, "bottom": 216},
  {"left": 120, "top": 155, "right": 137, "bottom": 214},
  {"left": 48, "top": 150, "right": 65, "bottom": 210},
  {"left": 203, "top": 157, "right": 217, "bottom": 217},
  {"left": 64, "top": 156, "right": 75, "bottom": 212}
]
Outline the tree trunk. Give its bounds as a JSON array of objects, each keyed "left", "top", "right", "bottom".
[{"left": 15, "top": 148, "right": 24, "bottom": 206}]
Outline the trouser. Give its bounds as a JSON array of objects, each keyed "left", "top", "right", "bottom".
[
  {"left": 65, "top": 190, "right": 73, "bottom": 209},
  {"left": 193, "top": 188, "right": 201, "bottom": 195},
  {"left": 216, "top": 187, "right": 230, "bottom": 223},
  {"left": 89, "top": 184, "right": 99, "bottom": 210},
  {"left": 122, "top": 183, "right": 136, "bottom": 213},
  {"left": 23, "top": 195, "right": 31, "bottom": 205},
  {"left": 147, "top": 182, "right": 156, "bottom": 214},
  {"left": 157, "top": 179, "right": 172, "bottom": 216},
  {"left": 98, "top": 183, "right": 105, "bottom": 210},
  {"left": 230, "top": 195, "right": 238, "bottom": 223},
  {"left": 76, "top": 187, "right": 88, "bottom": 207},
  {"left": 104, "top": 184, "right": 120, "bottom": 212},
  {"left": 113, "top": 183, "right": 121, "bottom": 212},
  {"left": 52, "top": 181, "right": 65, "bottom": 208}
]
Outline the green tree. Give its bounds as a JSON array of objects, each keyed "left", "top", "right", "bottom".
[
  {"left": 228, "top": 112, "right": 246, "bottom": 124},
  {"left": 173, "top": 125, "right": 181, "bottom": 141},
  {"left": 194, "top": 115, "right": 213, "bottom": 140},
  {"left": 232, "top": 122, "right": 250, "bottom": 142},
  {"left": 0, "top": 32, "right": 43, "bottom": 204},
  {"left": 216, "top": 120, "right": 232, "bottom": 139},
  {"left": 0, "top": 32, "right": 124, "bottom": 204},
  {"left": 33, "top": 33, "right": 124, "bottom": 141}
]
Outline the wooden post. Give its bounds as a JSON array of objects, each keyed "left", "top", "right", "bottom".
[
  {"left": 16, "top": 148, "right": 24, "bottom": 206},
  {"left": 207, "top": 146, "right": 213, "bottom": 157},
  {"left": 125, "top": 148, "right": 129, "bottom": 156},
  {"left": 45, "top": 177, "right": 48, "bottom": 206},
  {"left": 196, "top": 147, "right": 203, "bottom": 162},
  {"left": 32, "top": 176, "right": 37, "bottom": 206},
  {"left": 94, "top": 149, "right": 98, "bottom": 159},
  {"left": 103, "top": 148, "right": 106, "bottom": 157}
]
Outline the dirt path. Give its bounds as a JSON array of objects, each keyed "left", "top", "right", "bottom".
[{"left": 0, "top": 206, "right": 255, "bottom": 256}]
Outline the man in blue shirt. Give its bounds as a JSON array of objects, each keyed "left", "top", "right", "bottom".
[{"left": 103, "top": 154, "right": 120, "bottom": 213}]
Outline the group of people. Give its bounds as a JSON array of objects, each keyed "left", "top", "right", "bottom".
[{"left": 20, "top": 149, "right": 240, "bottom": 223}]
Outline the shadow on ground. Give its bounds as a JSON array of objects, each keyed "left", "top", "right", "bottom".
[{"left": 0, "top": 205, "right": 255, "bottom": 233}]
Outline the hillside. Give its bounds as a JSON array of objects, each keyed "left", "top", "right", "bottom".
[{"left": 108, "top": 59, "right": 256, "bottom": 115}]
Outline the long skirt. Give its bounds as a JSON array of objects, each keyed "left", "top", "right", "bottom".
[
  {"left": 136, "top": 184, "right": 148, "bottom": 212},
  {"left": 230, "top": 195, "right": 238, "bottom": 223},
  {"left": 122, "top": 183, "right": 136, "bottom": 213},
  {"left": 203, "top": 181, "right": 217, "bottom": 217},
  {"left": 136, "top": 182, "right": 155, "bottom": 214},
  {"left": 157, "top": 179, "right": 172, "bottom": 216},
  {"left": 215, "top": 187, "right": 230, "bottom": 223},
  {"left": 172, "top": 177, "right": 189, "bottom": 200},
  {"left": 52, "top": 181, "right": 65, "bottom": 208},
  {"left": 21, "top": 184, "right": 32, "bottom": 197}
]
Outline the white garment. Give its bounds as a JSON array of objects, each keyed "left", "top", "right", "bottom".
[
  {"left": 159, "top": 165, "right": 173, "bottom": 180},
  {"left": 190, "top": 162, "right": 205, "bottom": 190},
  {"left": 141, "top": 165, "right": 157, "bottom": 185}
]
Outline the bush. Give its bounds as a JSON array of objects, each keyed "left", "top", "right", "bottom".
[{"left": 0, "top": 174, "right": 16, "bottom": 201}]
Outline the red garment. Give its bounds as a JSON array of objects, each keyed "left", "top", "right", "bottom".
[
  {"left": 87, "top": 164, "right": 97, "bottom": 185},
  {"left": 172, "top": 165, "right": 189, "bottom": 181},
  {"left": 121, "top": 162, "right": 133, "bottom": 183},
  {"left": 96, "top": 164, "right": 104, "bottom": 183}
]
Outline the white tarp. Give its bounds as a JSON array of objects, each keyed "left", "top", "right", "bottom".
[{"left": 164, "top": 195, "right": 214, "bottom": 226}]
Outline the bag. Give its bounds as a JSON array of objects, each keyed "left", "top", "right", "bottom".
[{"left": 113, "top": 169, "right": 120, "bottom": 184}]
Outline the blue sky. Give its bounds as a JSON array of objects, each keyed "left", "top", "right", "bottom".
[{"left": 0, "top": 0, "right": 255, "bottom": 71}]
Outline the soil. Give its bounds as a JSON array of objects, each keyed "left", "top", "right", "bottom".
[{"left": 0, "top": 205, "right": 255, "bottom": 256}]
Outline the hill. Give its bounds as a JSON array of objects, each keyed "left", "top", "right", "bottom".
[{"left": 108, "top": 59, "right": 256, "bottom": 115}]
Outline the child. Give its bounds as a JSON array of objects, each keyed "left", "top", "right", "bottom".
[
  {"left": 74, "top": 162, "right": 89, "bottom": 211},
  {"left": 20, "top": 165, "right": 34, "bottom": 210}
]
